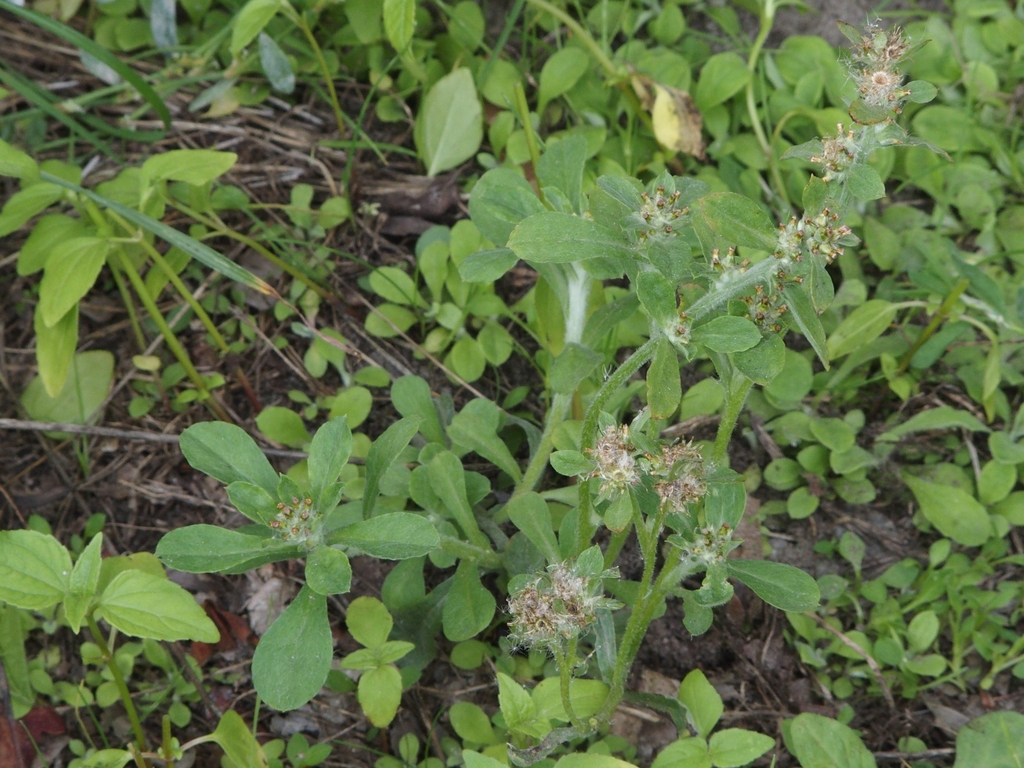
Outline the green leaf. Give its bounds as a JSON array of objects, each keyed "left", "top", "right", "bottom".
[
  {"left": 732, "top": 334, "right": 785, "bottom": 386},
  {"left": 443, "top": 561, "right": 495, "bottom": 642},
  {"left": 678, "top": 669, "right": 722, "bottom": 739},
  {"left": 648, "top": 338, "right": 682, "bottom": 419},
  {"left": 358, "top": 664, "right": 403, "bottom": 727},
  {"left": 550, "top": 450, "right": 594, "bottom": 477},
  {"left": 903, "top": 474, "right": 992, "bottom": 546},
  {"left": 694, "top": 52, "right": 751, "bottom": 111},
  {"left": 156, "top": 525, "right": 296, "bottom": 573},
  {"left": 505, "top": 493, "right": 561, "bottom": 564},
  {"left": 256, "top": 406, "right": 311, "bottom": 448},
  {"left": 37, "top": 237, "right": 110, "bottom": 327},
  {"left": 550, "top": 343, "right": 604, "bottom": 394},
  {"left": 211, "top": 711, "right": 268, "bottom": 768},
  {"left": 726, "top": 560, "right": 820, "bottom": 611},
  {"left": 789, "top": 713, "right": 876, "bottom": 768},
  {"left": 449, "top": 336, "right": 487, "bottom": 382},
  {"left": 651, "top": 738, "right": 711, "bottom": 768},
  {"left": 65, "top": 532, "right": 103, "bottom": 633},
  {"left": 391, "top": 376, "right": 445, "bottom": 444},
  {"left": 707, "top": 729, "right": 775, "bottom": 768},
  {"left": 369, "top": 266, "right": 422, "bottom": 306},
  {"left": 459, "top": 248, "right": 519, "bottom": 282},
  {"left": 468, "top": 168, "right": 545, "bottom": 247},
  {"left": 364, "top": 417, "right": 422, "bottom": 518},
  {"left": 508, "top": 211, "right": 633, "bottom": 263},
  {"left": 34, "top": 306, "right": 78, "bottom": 399},
  {"left": 636, "top": 270, "right": 678, "bottom": 329},
  {"left": 383, "top": 0, "right": 415, "bottom": 52},
  {"left": 21, "top": 350, "right": 113, "bottom": 429},
  {"left": 428, "top": 451, "right": 489, "bottom": 549},
  {"left": 537, "top": 48, "right": 589, "bottom": 113},
  {"left": 334, "top": 512, "right": 440, "bottom": 559},
  {"left": 533, "top": 677, "right": 609, "bottom": 722},
  {"left": 346, "top": 596, "right": 393, "bottom": 648},
  {"left": 0, "top": 137, "right": 39, "bottom": 179},
  {"left": 415, "top": 68, "right": 482, "bottom": 176},
  {"left": 0, "top": 182, "right": 63, "bottom": 238},
  {"left": 953, "top": 712, "right": 1024, "bottom": 768},
  {"left": 226, "top": 482, "right": 277, "bottom": 526},
  {"left": 251, "top": 586, "right": 332, "bottom": 711},
  {"left": 691, "top": 316, "right": 761, "bottom": 354},
  {"left": 497, "top": 672, "right": 541, "bottom": 735},
  {"left": 876, "top": 406, "right": 989, "bottom": 442},
  {"left": 0, "top": 530, "right": 71, "bottom": 610},
  {"left": 555, "top": 756, "right": 636, "bottom": 768},
  {"left": 448, "top": 399, "right": 522, "bottom": 482},
  {"left": 846, "top": 164, "right": 886, "bottom": 201},
  {"left": 308, "top": 417, "right": 354, "bottom": 506},
  {"left": 18, "top": 213, "right": 89, "bottom": 276},
  {"left": 141, "top": 149, "right": 237, "bottom": 186},
  {"left": 231, "top": 0, "right": 282, "bottom": 55},
  {"left": 695, "top": 192, "right": 776, "bottom": 253},
  {"left": 179, "top": 422, "right": 279, "bottom": 496},
  {"left": 305, "top": 546, "right": 352, "bottom": 595},
  {"left": 781, "top": 285, "right": 830, "bottom": 369},
  {"left": 258, "top": 32, "right": 295, "bottom": 94},
  {"left": 450, "top": 702, "right": 498, "bottom": 745},
  {"left": 827, "top": 300, "right": 896, "bottom": 360},
  {"left": 96, "top": 570, "right": 219, "bottom": 642},
  {"left": 536, "top": 135, "right": 587, "bottom": 214}
]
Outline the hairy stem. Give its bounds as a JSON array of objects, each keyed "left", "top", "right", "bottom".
[{"left": 713, "top": 378, "right": 754, "bottom": 465}]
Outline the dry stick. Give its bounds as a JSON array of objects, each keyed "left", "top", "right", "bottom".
[
  {"left": 0, "top": 419, "right": 307, "bottom": 459},
  {"left": 805, "top": 612, "right": 896, "bottom": 712}
]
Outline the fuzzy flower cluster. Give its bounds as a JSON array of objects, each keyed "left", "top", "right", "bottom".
[
  {"left": 587, "top": 424, "right": 640, "bottom": 498},
  {"left": 269, "top": 496, "right": 318, "bottom": 543},
  {"left": 848, "top": 24, "right": 912, "bottom": 110},
  {"left": 676, "top": 524, "right": 734, "bottom": 568},
  {"left": 507, "top": 562, "right": 621, "bottom": 651},
  {"left": 636, "top": 186, "right": 687, "bottom": 241},
  {"left": 646, "top": 439, "right": 708, "bottom": 512},
  {"left": 774, "top": 208, "right": 853, "bottom": 265},
  {"left": 810, "top": 124, "right": 858, "bottom": 182},
  {"left": 743, "top": 284, "right": 789, "bottom": 333}
]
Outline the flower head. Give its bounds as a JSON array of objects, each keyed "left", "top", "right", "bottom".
[{"left": 587, "top": 424, "right": 640, "bottom": 497}]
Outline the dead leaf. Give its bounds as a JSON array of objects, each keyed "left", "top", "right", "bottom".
[{"left": 632, "top": 74, "right": 705, "bottom": 160}]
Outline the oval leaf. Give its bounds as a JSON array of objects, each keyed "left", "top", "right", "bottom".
[{"left": 726, "top": 559, "right": 820, "bottom": 611}]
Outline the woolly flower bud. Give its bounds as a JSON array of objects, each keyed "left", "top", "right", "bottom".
[
  {"left": 675, "top": 524, "right": 734, "bottom": 567},
  {"left": 587, "top": 425, "right": 639, "bottom": 497},
  {"left": 646, "top": 439, "right": 708, "bottom": 511},
  {"left": 810, "top": 124, "right": 858, "bottom": 182},
  {"left": 635, "top": 185, "right": 687, "bottom": 241},
  {"left": 848, "top": 24, "right": 912, "bottom": 111},
  {"left": 774, "top": 209, "right": 852, "bottom": 266}
]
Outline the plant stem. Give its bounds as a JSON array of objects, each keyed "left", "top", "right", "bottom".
[
  {"left": 713, "top": 378, "right": 754, "bottom": 465},
  {"left": 290, "top": 11, "right": 347, "bottom": 138},
  {"left": 161, "top": 715, "right": 175, "bottom": 768},
  {"left": 555, "top": 642, "right": 583, "bottom": 729},
  {"left": 516, "top": 391, "right": 572, "bottom": 497},
  {"left": 86, "top": 616, "right": 150, "bottom": 767},
  {"left": 897, "top": 277, "right": 970, "bottom": 374},
  {"left": 115, "top": 250, "right": 233, "bottom": 423},
  {"left": 575, "top": 337, "right": 659, "bottom": 556},
  {"left": 744, "top": 5, "right": 775, "bottom": 161},
  {"left": 108, "top": 260, "right": 148, "bottom": 352},
  {"left": 433, "top": 534, "right": 503, "bottom": 569}
]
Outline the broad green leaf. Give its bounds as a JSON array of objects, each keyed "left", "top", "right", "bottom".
[
  {"left": 346, "top": 596, "right": 393, "bottom": 649},
  {"left": 781, "top": 285, "right": 830, "bottom": 369},
  {"left": 726, "top": 560, "right": 820, "bottom": 611},
  {"left": 448, "top": 336, "right": 487, "bottom": 382},
  {"left": 334, "top": 512, "right": 440, "bottom": 559},
  {"left": 443, "top": 561, "right": 495, "bottom": 642},
  {"left": 497, "top": 672, "right": 542, "bottom": 735},
  {"left": 415, "top": 68, "right": 483, "bottom": 176},
  {"left": 707, "top": 729, "right": 775, "bottom": 768},
  {"left": 0, "top": 137, "right": 39, "bottom": 179},
  {"left": 846, "top": 164, "right": 886, "bottom": 201},
  {"left": 18, "top": 213, "right": 89, "bottom": 276},
  {"left": 390, "top": 376, "right": 445, "bottom": 444},
  {"left": 448, "top": 399, "right": 522, "bottom": 482},
  {"left": 508, "top": 211, "right": 633, "bottom": 264},
  {"left": 732, "top": 334, "right": 785, "bottom": 385},
  {"left": 383, "top": 0, "right": 415, "bottom": 51},
  {"left": 0, "top": 604, "right": 34, "bottom": 718},
  {"left": 256, "top": 406, "right": 311, "bottom": 448},
  {"left": 459, "top": 248, "right": 519, "bottom": 282},
  {"left": 21, "top": 350, "right": 113, "bottom": 428},
  {"left": 532, "top": 677, "right": 609, "bottom": 722},
  {"left": 550, "top": 343, "right": 603, "bottom": 394},
  {"left": 651, "top": 738, "right": 711, "bottom": 768},
  {"left": 0, "top": 182, "right": 63, "bottom": 237},
  {"left": 305, "top": 546, "right": 352, "bottom": 595},
  {"left": 369, "top": 266, "right": 423, "bottom": 306},
  {"left": 96, "top": 570, "right": 219, "bottom": 642},
  {"left": 211, "top": 711, "right": 268, "bottom": 768},
  {"left": 876, "top": 406, "right": 989, "bottom": 442},
  {"left": 648, "top": 338, "right": 681, "bottom": 419},
  {"left": 429, "top": 451, "right": 489, "bottom": 549},
  {"left": 789, "top": 713, "right": 876, "bottom": 768},
  {"left": 308, "top": 417, "right": 354, "bottom": 504},
  {"left": 34, "top": 306, "right": 78, "bottom": 398},
  {"left": 0, "top": 530, "right": 72, "bottom": 610},
  {"left": 468, "top": 168, "right": 545, "bottom": 247},
  {"left": 827, "top": 300, "right": 896, "bottom": 359},
  {"left": 695, "top": 192, "right": 776, "bottom": 253},
  {"left": 538, "top": 48, "right": 589, "bottom": 112},
  {"left": 364, "top": 416, "right": 421, "bottom": 518},
  {"left": 251, "top": 586, "right": 331, "bottom": 710},
  {"left": 156, "top": 525, "right": 296, "bottom": 573},
  {"left": 142, "top": 149, "right": 237, "bottom": 186},
  {"left": 691, "top": 316, "right": 761, "bottom": 353},
  {"left": 37, "top": 236, "right": 110, "bottom": 327},
  {"left": 694, "top": 52, "right": 750, "bottom": 111},
  {"left": 65, "top": 533, "right": 103, "bottom": 633},
  {"left": 450, "top": 702, "right": 498, "bottom": 745},
  {"left": 903, "top": 474, "right": 992, "bottom": 546},
  {"left": 179, "top": 422, "right": 279, "bottom": 496},
  {"left": 636, "top": 270, "right": 678, "bottom": 329},
  {"left": 231, "top": 0, "right": 282, "bottom": 55},
  {"left": 226, "top": 482, "right": 277, "bottom": 525},
  {"left": 259, "top": 32, "right": 295, "bottom": 94},
  {"left": 953, "top": 712, "right": 1024, "bottom": 768},
  {"left": 678, "top": 669, "right": 722, "bottom": 739},
  {"left": 358, "top": 664, "right": 403, "bottom": 727},
  {"left": 536, "top": 134, "right": 587, "bottom": 214},
  {"left": 506, "top": 493, "right": 561, "bottom": 563},
  {"left": 555, "top": 756, "right": 636, "bottom": 768},
  {"left": 550, "top": 450, "right": 594, "bottom": 477}
]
